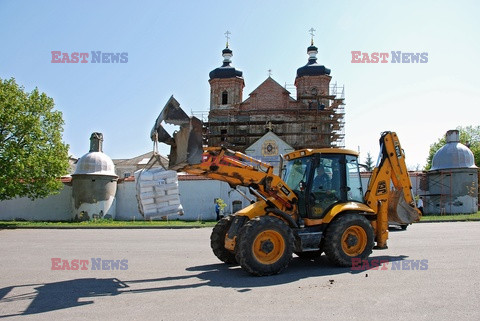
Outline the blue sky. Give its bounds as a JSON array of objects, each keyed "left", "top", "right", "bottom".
[{"left": 1, "top": 0, "right": 479, "bottom": 168}]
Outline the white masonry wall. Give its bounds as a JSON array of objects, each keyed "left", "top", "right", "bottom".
[
  {"left": 0, "top": 186, "right": 72, "bottom": 221},
  {"left": 0, "top": 172, "right": 433, "bottom": 221},
  {"left": 114, "top": 179, "right": 250, "bottom": 221}
]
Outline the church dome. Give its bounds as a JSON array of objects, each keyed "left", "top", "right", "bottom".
[
  {"left": 73, "top": 152, "right": 117, "bottom": 177},
  {"left": 209, "top": 46, "right": 243, "bottom": 80},
  {"left": 296, "top": 44, "right": 331, "bottom": 78},
  {"left": 431, "top": 130, "right": 477, "bottom": 170}
]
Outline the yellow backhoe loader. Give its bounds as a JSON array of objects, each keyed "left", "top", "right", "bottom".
[{"left": 151, "top": 97, "right": 421, "bottom": 276}]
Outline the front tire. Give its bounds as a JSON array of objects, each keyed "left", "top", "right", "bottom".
[
  {"left": 324, "top": 213, "right": 374, "bottom": 267},
  {"left": 235, "top": 216, "right": 294, "bottom": 276},
  {"left": 210, "top": 215, "right": 237, "bottom": 264}
]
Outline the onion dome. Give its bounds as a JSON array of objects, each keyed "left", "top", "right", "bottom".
[
  {"left": 431, "top": 130, "right": 477, "bottom": 170},
  {"left": 296, "top": 42, "right": 331, "bottom": 78},
  {"left": 209, "top": 45, "right": 243, "bottom": 80}
]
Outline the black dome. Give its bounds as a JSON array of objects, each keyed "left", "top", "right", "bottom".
[
  {"left": 296, "top": 44, "right": 331, "bottom": 78},
  {"left": 209, "top": 46, "right": 243, "bottom": 80},
  {"left": 296, "top": 63, "right": 331, "bottom": 77},
  {"left": 209, "top": 65, "right": 243, "bottom": 79}
]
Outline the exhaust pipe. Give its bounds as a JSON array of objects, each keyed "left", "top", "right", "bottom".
[{"left": 151, "top": 96, "right": 203, "bottom": 170}]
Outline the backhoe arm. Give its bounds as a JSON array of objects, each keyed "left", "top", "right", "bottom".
[{"left": 364, "top": 132, "right": 421, "bottom": 248}]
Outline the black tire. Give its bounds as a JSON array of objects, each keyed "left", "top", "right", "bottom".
[
  {"left": 295, "top": 250, "right": 322, "bottom": 260},
  {"left": 324, "top": 213, "right": 374, "bottom": 267},
  {"left": 235, "top": 216, "right": 294, "bottom": 276},
  {"left": 210, "top": 215, "right": 237, "bottom": 264}
]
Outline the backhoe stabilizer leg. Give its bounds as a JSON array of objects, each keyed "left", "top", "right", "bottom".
[{"left": 374, "top": 201, "right": 389, "bottom": 249}]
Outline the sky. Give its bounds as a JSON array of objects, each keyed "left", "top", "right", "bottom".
[{"left": 1, "top": 0, "right": 479, "bottom": 169}]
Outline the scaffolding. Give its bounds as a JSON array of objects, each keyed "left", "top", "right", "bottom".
[
  {"left": 204, "top": 105, "right": 345, "bottom": 150},
  {"left": 284, "top": 82, "right": 345, "bottom": 100},
  {"left": 424, "top": 170, "right": 454, "bottom": 214},
  {"left": 191, "top": 110, "right": 209, "bottom": 122}
]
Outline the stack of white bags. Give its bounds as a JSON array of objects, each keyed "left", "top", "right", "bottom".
[{"left": 135, "top": 168, "right": 184, "bottom": 219}]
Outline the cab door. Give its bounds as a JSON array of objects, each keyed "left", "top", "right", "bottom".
[
  {"left": 281, "top": 156, "right": 314, "bottom": 218},
  {"left": 309, "top": 155, "right": 343, "bottom": 218}
]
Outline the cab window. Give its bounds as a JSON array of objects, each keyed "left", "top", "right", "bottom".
[{"left": 346, "top": 155, "right": 363, "bottom": 202}]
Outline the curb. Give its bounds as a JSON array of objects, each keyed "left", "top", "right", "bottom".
[
  {"left": 2, "top": 220, "right": 480, "bottom": 229},
  {"left": 417, "top": 219, "right": 480, "bottom": 223},
  {"left": 0, "top": 225, "right": 214, "bottom": 230}
]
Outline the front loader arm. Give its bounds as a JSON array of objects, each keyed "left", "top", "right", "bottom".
[
  {"left": 151, "top": 96, "right": 297, "bottom": 217},
  {"left": 182, "top": 147, "right": 298, "bottom": 214},
  {"left": 364, "top": 132, "right": 421, "bottom": 248}
]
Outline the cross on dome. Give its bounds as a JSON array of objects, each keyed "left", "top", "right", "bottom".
[
  {"left": 309, "top": 27, "right": 316, "bottom": 45},
  {"left": 224, "top": 30, "right": 231, "bottom": 48}
]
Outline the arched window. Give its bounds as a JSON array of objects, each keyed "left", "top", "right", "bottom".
[{"left": 221, "top": 91, "right": 228, "bottom": 105}]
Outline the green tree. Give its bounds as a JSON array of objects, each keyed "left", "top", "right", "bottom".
[
  {"left": 364, "top": 152, "right": 374, "bottom": 171},
  {"left": 425, "top": 126, "right": 480, "bottom": 170},
  {"left": 0, "top": 78, "right": 69, "bottom": 200}
]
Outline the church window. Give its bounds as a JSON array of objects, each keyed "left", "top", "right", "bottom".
[
  {"left": 222, "top": 91, "right": 228, "bottom": 105},
  {"left": 221, "top": 129, "right": 227, "bottom": 141}
]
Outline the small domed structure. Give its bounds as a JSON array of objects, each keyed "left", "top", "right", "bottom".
[
  {"left": 431, "top": 130, "right": 477, "bottom": 170},
  {"left": 426, "top": 130, "right": 478, "bottom": 214},
  {"left": 71, "top": 133, "right": 118, "bottom": 220},
  {"left": 74, "top": 152, "right": 116, "bottom": 176}
]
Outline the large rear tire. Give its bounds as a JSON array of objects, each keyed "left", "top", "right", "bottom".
[
  {"left": 324, "top": 213, "right": 374, "bottom": 267},
  {"left": 210, "top": 215, "right": 237, "bottom": 264},
  {"left": 235, "top": 216, "right": 294, "bottom": 276}
]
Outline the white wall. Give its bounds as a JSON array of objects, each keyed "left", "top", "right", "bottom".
[
  {"left": 115, "top": 179, "right": 251, "bottom": 221},
  {"left": 0, "top": 172, "right": 440, "bottom": 221},
  {"left": 176, "top": 180, "right": 250, "bottom": 221},
  {"left": 114, "top": 179, "right": 250, "bottom": 221},
  {"left": 0, "top": 186, "right": 72, "bottom": 221},
  {"left": 114, "top": 181, "right": 144, "bottom": 221},
  {"left": 360, "top": 172, "right": 423, "bottom": 198},
  {"left": 0, "top": 179, "right": 251, "bottom": 221}
]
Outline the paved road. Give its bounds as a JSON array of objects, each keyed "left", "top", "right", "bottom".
[{"left": 0, "top": 222, "right": 479, "bottom": 320}]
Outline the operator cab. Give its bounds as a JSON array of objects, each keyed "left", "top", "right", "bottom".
[{"left": 282, "top": 149, "right": 364, "bottom": 219}]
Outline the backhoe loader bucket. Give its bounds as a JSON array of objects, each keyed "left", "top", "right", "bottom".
[
  {"left": 151, "top": 96, "right": 203, "bottom": 170},
  {"left": 387, "top": 189, "right": 420, "bottom": 224}
]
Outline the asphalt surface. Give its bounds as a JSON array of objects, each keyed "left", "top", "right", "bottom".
[{"left": 0, "top": 222, "right": 479, "bottom": 320}]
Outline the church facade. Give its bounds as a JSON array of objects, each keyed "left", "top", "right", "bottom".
[{"left": 205, "top": 39, "right": 345, "bottom": 152}]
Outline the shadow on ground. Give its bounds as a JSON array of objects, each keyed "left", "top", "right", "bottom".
[{"left": 0, "top": 254, "right": 407, "bottom": 318}]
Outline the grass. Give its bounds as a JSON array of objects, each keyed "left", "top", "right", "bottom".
[
  {"left": 1, "top": 212, "right": 479, "bottom": 229},
  {"left": 420, "top": 211, "right": 480, "bottom": 222},
  {"left": 0, "top": 218, "right": 218, "bottom": 229}
]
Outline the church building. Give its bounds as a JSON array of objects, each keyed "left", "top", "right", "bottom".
[{"left": 206, "top": 33, "right": 345, "bottom": 153}]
